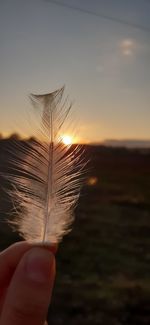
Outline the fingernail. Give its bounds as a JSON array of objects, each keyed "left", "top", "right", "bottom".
[{"left": 26, "top": 248, "right": 53, "bottom": 283}]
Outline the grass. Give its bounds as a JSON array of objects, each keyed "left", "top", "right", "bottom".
[
  {"left": 48, "top": 146, "right": 150, "bottom": 324},
  {"left": 48, "top": 201, "right": 150, "bottom": 324}
]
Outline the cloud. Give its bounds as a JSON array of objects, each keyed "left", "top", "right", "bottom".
[
  {"left": 96, "top": 37, "right": 142, "bottom": 80},
  {"left": 120, "top": 38, "right": 137, "bottom": 56}
]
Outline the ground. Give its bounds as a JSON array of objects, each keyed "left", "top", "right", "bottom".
[{"left": 0, "top": 141, "right": 150, "bottom": 324}]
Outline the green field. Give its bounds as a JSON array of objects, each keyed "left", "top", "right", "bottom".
[{"left": 0, "top": 141, "right": 150, "bottom": 324}]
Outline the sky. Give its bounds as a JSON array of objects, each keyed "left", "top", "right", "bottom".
[{"left": 0, "top": 0, "right": 150, "bottom": 143}]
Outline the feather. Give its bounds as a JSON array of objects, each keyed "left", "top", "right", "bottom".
[{"left": 6, "top": 87, "right": 84, "bottom": 244}]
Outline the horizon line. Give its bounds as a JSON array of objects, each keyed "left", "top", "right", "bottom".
[{"left": 1, "top": 133, "right": 150, "bottom": 148}]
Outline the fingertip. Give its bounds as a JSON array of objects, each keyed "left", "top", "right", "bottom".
[
  {"left": 24, "top": 247, "right": 55, "bottom": 283},
  {"left": 1, "top": 247, "right": 56, "bottom": 325}
]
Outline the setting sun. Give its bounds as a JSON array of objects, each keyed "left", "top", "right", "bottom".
[{"left": 61, "top": 135, "right": 73, "bottom": 146}]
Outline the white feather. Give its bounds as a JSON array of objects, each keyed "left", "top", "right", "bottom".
[{"left": 7, "top": 88, "right": 84, "bottom": 243}]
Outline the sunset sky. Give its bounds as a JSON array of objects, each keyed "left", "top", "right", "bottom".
[{"left": 0, "top": 0, "right": 150, "bottom": 143}]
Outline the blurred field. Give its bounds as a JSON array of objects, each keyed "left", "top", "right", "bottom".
[{"left": 0, "top": 140, "right": 150, "bottom": 324}]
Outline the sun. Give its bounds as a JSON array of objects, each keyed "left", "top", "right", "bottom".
[{"left": 61, "top": 134, "right": 73, "bottom": 146}]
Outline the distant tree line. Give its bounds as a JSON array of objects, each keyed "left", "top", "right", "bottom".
[{"left": 0, "top": 133, "right": 36, "bottom": 142}]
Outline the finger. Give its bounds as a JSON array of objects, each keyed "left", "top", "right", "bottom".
[
  {"left": 0, "top": 241, "right": 57, "bottom": 288},
  {"left": 0, "top": 247, "right": 55, "bottom": 325},
  {"left": 0, "top": 288, "right": 7, "bottom": 315},
  {"left": 48, "top": 244, "right": 58, "bottom": 255},
  {"left": 0, "top": 242, "right": 32, "bottom": 288},
  {"left": 0, "top": 242, "right": 57, "bottom": 314},
  {"left": 36, "top": 243, "right": 58, "bottom": 255}
]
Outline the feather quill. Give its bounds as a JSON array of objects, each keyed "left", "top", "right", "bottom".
[{"left": 6, "top": 87, "right": 84, "bottom": 244}]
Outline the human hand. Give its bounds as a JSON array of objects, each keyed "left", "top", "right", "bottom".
[{"left": 0, "top": 242, "right": 56, "bottom": 325}]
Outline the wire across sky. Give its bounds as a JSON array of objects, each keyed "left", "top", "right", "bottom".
[{"left": 48, "top": 0, "right": 150, "bottom": 33}]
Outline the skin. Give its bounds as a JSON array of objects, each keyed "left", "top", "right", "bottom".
[{"left": 0, "top": 242, "right": 56, "bottom": 325}]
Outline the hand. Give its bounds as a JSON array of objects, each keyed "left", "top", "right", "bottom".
[{"left": 0, "top": 242, "right": 56, "bottom": 325}]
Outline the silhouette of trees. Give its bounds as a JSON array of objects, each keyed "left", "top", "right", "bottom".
[{"left": 9, "top": 133, "right": 21, "bottom": 141}]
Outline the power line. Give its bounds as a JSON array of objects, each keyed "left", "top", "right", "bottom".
[{"left": 47, "top": 0, "right": 150, "bottom": 33}]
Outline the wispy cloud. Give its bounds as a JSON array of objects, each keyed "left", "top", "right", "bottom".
[
  {"left": 120, "top": 38, "right": 137, "bottom": 56},
  {"left": 96, "top": 37, "right": 140, "bottom": 79}
]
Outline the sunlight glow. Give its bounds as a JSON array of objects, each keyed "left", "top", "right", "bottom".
[
  {"left": 61, "top": 135, "right": 73, "bottom": 146},
  {"left": 87, "top": 177, "right": 98, "bottom": 186}
]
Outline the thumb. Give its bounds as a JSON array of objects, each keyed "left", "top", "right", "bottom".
[{"left": 0, "top": 247, "right": 55, "bottom": 325}]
